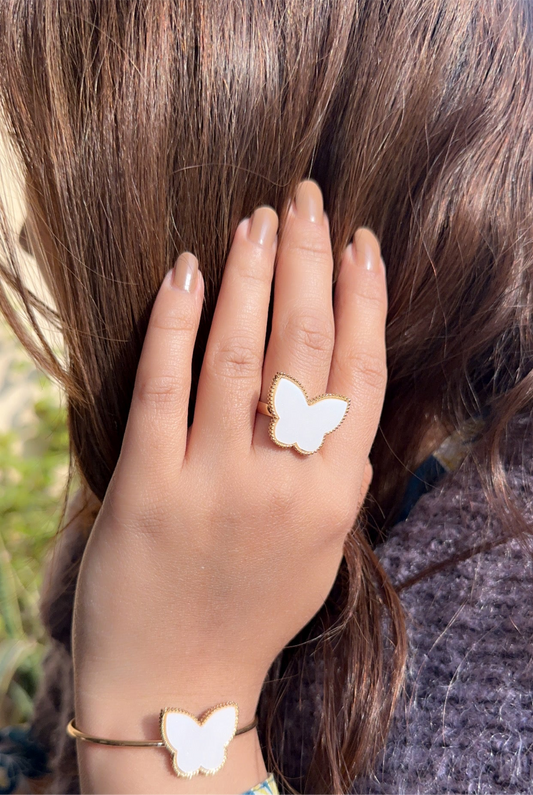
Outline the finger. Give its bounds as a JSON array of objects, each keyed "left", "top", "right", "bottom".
[
  {"left": 360, "top": 458, "right": 373, "bottom": 504},
  {"left": 189, "top": 208, "right": 279, "bottom": 454},
  {"left": 118, "top": 254, "right": 204, "bottom": 480},
  {"left": 256, "top": 180, "right": 335, "bottom": 447},
  {"left": 323, "top": 228, "right": 388, "bottom": 472}
]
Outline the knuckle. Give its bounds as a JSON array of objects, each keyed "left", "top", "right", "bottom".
[
  {"left": 105, "top": 474, "right": 175, "bottom": 537},
  {"left": 128, "top": 497, "right": 168, "bottom": 536},
  {"left": 306, "top": 497, "right": 358, "bottom": 547},
  {"left": 362, "top": 460, "right": 374, "bottom": 491},
  {"left": 267, "top": 476, "right": 295, "bottom": 520},
  {"left": 336, "top": 282, "right": 387, "bottom": 323},
  {"left": 135, "top": 373, "right": 185, "bottom": 407},
  {"left": 284, "top": 309, "right": 334, "bottom": 356},
  {"left": 236, "top": 250, "right": 274, "bottom": 286},
  {"left": 285, "top": 227, "right": 332, "bottom": 262},
  {"left": 326, "top": 497, "right": 360, "bottom": 540},
  {"left": 210, "top": 336, "right": 262, "bottom": 379},
  {"left": 352, "top": 277, "right": 388, "bottom": 315},
  {"left": 150, "top": 307, "right": 197, "bottom": 334},
  {"left": 337, "top": 497, "right": 360, "bottom": 532},
  {"left": 339, "top": 348, "right": 388, "bottom": 393}
]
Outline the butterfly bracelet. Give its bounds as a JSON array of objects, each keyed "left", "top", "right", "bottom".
[{"left": 67, "top": 702, "right": 256, "bottom": 778}]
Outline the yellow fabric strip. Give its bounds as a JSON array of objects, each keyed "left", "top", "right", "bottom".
[{"left": 243, "top": 772, "right": 279, "bottom": 794}]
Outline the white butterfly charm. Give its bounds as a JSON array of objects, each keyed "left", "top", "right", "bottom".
[
  {"left": 266, "top": 373, "right": 350, "bottom": 454},
  {"left": 160, "top": 703, "right": 238, "bottom": 778}
]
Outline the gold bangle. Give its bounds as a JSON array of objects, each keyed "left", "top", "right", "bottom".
[
  {"left": 67, "top": 703, "right": 258, "bottom": 778},
  {"left": 66, "top": 711, "right": 258, "bottom": 746}
]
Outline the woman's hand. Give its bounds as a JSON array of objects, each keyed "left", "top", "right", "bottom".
[{"left": 72, "top": 179, "right": 387, "bottom": 791}]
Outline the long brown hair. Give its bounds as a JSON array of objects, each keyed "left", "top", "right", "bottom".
[{"left": 0, "top": 0, "right": 532, "bottom": 792}]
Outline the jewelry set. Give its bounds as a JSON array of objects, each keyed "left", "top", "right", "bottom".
[{"left": 67, "top": 371, "right": 350, "bottom": 779}]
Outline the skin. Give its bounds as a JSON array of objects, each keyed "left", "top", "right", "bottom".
[{"left": 25, "top": 179, "right": 389, "bottom": 793}]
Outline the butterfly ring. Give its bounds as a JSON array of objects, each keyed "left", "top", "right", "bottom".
[{"left": 256, "top": 372, "right": 350, "bottom": 455}]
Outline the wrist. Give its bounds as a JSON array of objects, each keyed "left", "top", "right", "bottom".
[
  {"left": 73, "top": 668, "right": 266, "bottom": 739},
  {"left": 75, "top": 724, "right": 268, "bottom": 794},
  {"left": 72, "top": 676, "right": 268, "bottom": 793}
]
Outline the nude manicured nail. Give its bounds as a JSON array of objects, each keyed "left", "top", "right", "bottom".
[
  {"left": 353, "top": 227, "right": 382, "bottom": 272},
  {"left": 172, "top": 252, "right": 198, "bottom": 292},
  {"left": 248, "top": 206, "right": 279, "bottom": 247},
  {"left": 294, "top": 180, "right": 324, "bottom": 223}
]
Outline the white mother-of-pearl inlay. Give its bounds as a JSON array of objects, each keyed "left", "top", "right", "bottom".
[
  {"left": 160, "top": 703, "right": 238, "bottom": 778},
  {"left": 267, "top": 374, "right": 350, "bottom": 454}
]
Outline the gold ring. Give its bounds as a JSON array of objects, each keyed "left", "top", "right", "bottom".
[{"left": 256, "top": 371, "right": 350, "bottom": 455}]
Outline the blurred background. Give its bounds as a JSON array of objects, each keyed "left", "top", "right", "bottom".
[{"left": 0, "top": 130, "right": 70, "bottom": 737}]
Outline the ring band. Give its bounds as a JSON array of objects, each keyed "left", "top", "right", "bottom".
[
  {"left": 256, "top": 371, "right": 350, "bottom": 455},
  {"left": 257, "top": 401, "right": 274, "bottom": 417}
]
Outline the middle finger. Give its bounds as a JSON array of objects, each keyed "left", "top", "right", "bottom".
[{"left": 259, "top": 179, "right": 335, "bottom": 418}]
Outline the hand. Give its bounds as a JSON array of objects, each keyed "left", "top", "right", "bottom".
[{"left": 72, "top": 180, "right": 387, "bottom": 745}]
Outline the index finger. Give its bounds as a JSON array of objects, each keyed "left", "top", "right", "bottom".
[{"left": 118, "top": 255, "right": 204, "bottom": 481}]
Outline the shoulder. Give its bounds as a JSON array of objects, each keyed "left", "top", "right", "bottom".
[{"left": 364, "top": 412, "right": 533, "bottom": 793}]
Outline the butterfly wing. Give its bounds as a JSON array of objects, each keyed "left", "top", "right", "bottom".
[
  {"left": 273, "top": 377, "right": 349, "bottom": 453},
  {"left": 163, "top": 712, "right": 203, "bottom": 776},
  {"left": 272, "top": 377, "right": 310, "bottom": 447},
  {"left": 306, "top": 397, "right": 349, "bottom": 450},
  {"left": 197, "top": 705, "right": 238, "bottom": 773}
]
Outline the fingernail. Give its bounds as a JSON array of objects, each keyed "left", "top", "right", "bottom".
[
  {"left": 353, "top": 227, "right": 382, "bottom": 272},
  {"left": 294, "top": 180, "right": 324, "bottom": 223},
  {"left": 248, "top": 206, "right": 279, "bottom": 248},
  {"left": 172, "top": 252, "right": 198, "bottom": 292}
]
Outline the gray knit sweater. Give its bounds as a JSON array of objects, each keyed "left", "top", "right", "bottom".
[
  {"left": 15, "top": 413, "right": 533, "bottom": 793},
  {"left": 360, "top": 412, "right": 533, "bottom": 794}
]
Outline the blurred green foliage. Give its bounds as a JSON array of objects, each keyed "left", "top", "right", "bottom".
[{"left": 0, "top": 366, "right": 73, "bottom": 728}]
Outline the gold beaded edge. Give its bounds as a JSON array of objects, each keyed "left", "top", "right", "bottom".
[
  {"left": 160, "top": 701, "right": 239, "bottom": 779},
  {"left": 266, "top": 372, "right": 351, "bottom": 455}
]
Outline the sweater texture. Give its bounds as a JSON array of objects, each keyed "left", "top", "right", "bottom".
[{"left": 357, "top": 411, "right": 533, "bottom": 794}]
